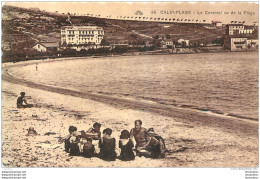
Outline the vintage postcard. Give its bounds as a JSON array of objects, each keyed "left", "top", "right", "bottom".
[{"left": 1, "top": 1, "right": 258, "bottom": 176}]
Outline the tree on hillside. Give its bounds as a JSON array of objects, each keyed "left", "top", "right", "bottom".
[{"left": 153, "top": 35, "right": 159, "bottom": 40}]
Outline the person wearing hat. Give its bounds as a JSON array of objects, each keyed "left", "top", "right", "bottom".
[
  {"left": 17, "top": 92, "right": 33, "bottom": 108},
  {"left": 147, "top": 128, "right": 166, "bottom": 158}
]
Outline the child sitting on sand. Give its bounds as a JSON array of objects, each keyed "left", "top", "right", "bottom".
[
  {"left": 83, "top": 122, "right": 102, "bottom": 153},
  {"left": 119, "top": 130, "right": 135, "bottom": 161},
  {"left": 27, "top": 127, "right": 38, "bottom": 136},
  {"left": 69, "top": 134, "right": 81, "bottom": 156},
  {"left": 82, "top": 138, "right": 96, "bottom": 158},
  {"left": 17, "top": 92, "right": 33, "bottom": 108},
  {"left": 99, "top": 128, "right": 116, "bottom": 161},
  {"left": 64, "top": 126, "right": 77, "bottom": 152},
  {"left": 85, "top": 122, "right": 101, "bottom": 140}
]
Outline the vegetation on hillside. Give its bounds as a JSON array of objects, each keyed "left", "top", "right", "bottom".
[{"left": 2, "top": 5, "right": 226, "bottom": 62}]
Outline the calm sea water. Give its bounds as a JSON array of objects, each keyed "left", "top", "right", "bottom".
[{"left": 10, "top": 52, "right": 258, "bottom": 119}]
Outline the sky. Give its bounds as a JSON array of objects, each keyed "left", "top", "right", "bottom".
[{"left": 4, "top": 2, "right": 259, "bottom": 24}]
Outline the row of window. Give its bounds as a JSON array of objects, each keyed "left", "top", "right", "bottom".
[
  {"left": 232, "top": 38, "right": 246, "bottom": 41},
  {"left": 66, "top": 30, "right": 104, "bottom": 35},
  {"left": 229, "top": 26, "right": 244, "bottom": 29},
  {"left": 239, "top": 30, "right": 253, "bottom": 33},
  {"left": 68, "top": 38, "right": 96, "bottom": 41}
]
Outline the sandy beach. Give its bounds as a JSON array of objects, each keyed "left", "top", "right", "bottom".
[{"left": 2, "top": 59, "right": 258, "bottom": 167}]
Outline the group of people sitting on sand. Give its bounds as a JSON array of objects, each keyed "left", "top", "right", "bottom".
[
  {"left": 63, "top": 120, "right": 166, "bottom": 161},
  {"left": 17, "top": 92, "right": 166, "bottom": 161}
]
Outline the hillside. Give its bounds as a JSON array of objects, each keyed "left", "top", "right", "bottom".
[{"left": 2, "top": 5, "right": 225, "bottom": 48}]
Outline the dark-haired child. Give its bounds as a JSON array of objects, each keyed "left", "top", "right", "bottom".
[
  {"left": 27, "top": 127, "right": 38, "bottom": 136},
  {"left": 17, "top": 92, "right": 33, "bottom": 108},
  {"left": 69, "top": 134, "right": 81, "bottom": 156},
  {"left": 119, "top": 130, "right": 135, "bottom": 161},
  {"left": 99, "top": 128, "right": 116, "bottom": 161},
  {"left": 64, "top": 126, "right": 80, "bottom": 155},
  {"left": 84, "top": 122, "right": 102, "bottom": 153},
  {"left": 82, "top": 138, "right": 96, "bottom": 158},
  {"left": 85, "top": 122, "right": 101, "bottom": 140}
]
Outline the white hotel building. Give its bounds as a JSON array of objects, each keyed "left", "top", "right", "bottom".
[{"left": 61, "top": 26, "right": 104, "bottom": 47}]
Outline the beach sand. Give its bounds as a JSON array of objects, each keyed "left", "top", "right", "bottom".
[{"left": 2, "top": 60, "right": 258, "bottom": 167}]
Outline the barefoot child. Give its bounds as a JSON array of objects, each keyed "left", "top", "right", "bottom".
[
  {"left": 99, "top": 128, "right": 116, "bottom": 161},
  {"left": 119, "top": 130, "right": 135, "bottom": 161}
]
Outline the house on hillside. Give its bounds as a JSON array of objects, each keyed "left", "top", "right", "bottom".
[
  {"left": 166, "top": 40, "right": 174, "bottom": 49},
  {"left": 225, "top": 24, "right": 255, "bottom": 36},
  {"left": 177, "top": 39, "right": 189, "bottom": 47},
  {"left": 33, "top": 42, "right": 60, "bottom": 52},
  {"left": 212, "top": 20, "right": 222, "bottom": 27},
  {"left": 160, "top": 40, "right": 167, "bottom": 48}
]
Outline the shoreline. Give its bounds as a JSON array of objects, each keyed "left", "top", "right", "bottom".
[
  {"left": 2, "top": 49, "right": 258, "bottom": 64},
  {"left": 3, "top": 52, "right": 258, "bottom": 123},
  {"left": 2, "top": 59, "right": 258, "bottom": 136},
  {"left": 1, "top": 56, "right": 258, "bottom": 167}
]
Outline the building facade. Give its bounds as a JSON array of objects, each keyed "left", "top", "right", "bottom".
[
  {"left": 177, "top": 39, "right": 189, "bottom": 47},
  {"left": 33, "top": 42, "right": 59, "bottom": 52},
  {"left": 226, "top": 24, "right": 254, "bottom": 35},
  {"left": 224, "top": 37, "right": 247, "bottom": 50},
  {"left": 61, "top": 26, "right": 104, "bottom": 46},
  {"left": 224, "top": 23, "right": 258, "bottom": 51}
]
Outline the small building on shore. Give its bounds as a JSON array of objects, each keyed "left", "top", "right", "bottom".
[
  {"left": 177, "top": 39, "right": 189, "bottom": 47},
  {"left": 224, "top": 37, "right": 247, "bottom": 50},
  {"left": 224, "top": 36, "right": 258, "bottom": 51},
  {"left": 33, "top": 42, "right": 60, "bottom": 52},
  {"left": 165, "top": 40, "right": 174, "bottom": 48},
  {"left": 224, "top": 23, "right": 258, "bottom": 51}
]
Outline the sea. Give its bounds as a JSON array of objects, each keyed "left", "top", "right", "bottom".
[{"left": 9, "top": 52, "right": 258, "bottom": 120}]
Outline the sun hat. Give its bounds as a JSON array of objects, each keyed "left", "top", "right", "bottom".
[{"left": 147, "top": 128, "right": 155, "bottom": 134}]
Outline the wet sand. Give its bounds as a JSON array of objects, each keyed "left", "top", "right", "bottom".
[{"left": 2, "top": 59, "right": 258, "bottom": 167}]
